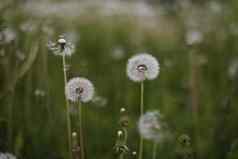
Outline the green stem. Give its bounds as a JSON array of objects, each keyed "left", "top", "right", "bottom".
[
  {"left": 7, "top": 91, "right": 14, "bottom": 151},
  {"left": 62, "top": 54, "right": 73, "bottom": 159},
  {"left": 122, "top": 127, "right": 128, "bottom": 144},
  {"left": 152, "top": 142, "right": 157, "bottom": 159},
  {"left": 78, "top": 102, "right": 85, "bottom": 159},
  {"left": 119, "top": 154, "right": 124, "bottom": 159},
  {"left": 138, "top": 82, "right": 144, "bottom": 159}
]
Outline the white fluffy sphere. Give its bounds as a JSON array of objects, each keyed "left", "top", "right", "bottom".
[
  {"left": 127, "top": 53, "right": 160, "bottom": 82},
  {"left": 65, "top": 77, "right": 94, "bottom": 103}
]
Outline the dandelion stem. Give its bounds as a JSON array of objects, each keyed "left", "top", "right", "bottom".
[
  {"left": 62, "top": 53, "right": 73, "bottom": 159},
  {"left": 119, "top": 154, "right": 124, "bottom": 159},
  {"left": 122, "top": 127, "right": 128, "bottom": 144},
  {"left": 7, "top": 91, "right": 14, "bottom": 151},
  {"left": 152, "top": 142, "right": 157, "bottom": 159},
  {"left": 138, "top": 82, "right": 144, "bottom": 159},
  {"left": 78, "top": 101, "right": 85, "bottom": 159}
]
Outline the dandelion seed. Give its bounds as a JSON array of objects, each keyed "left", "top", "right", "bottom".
[
  {"left": 48, "top": 35, "right": 75, "bottom": 56},
  {"left": 138, "top": 111, "right": 170, "bottom": 143},
  {"left": 127, "top": 53, "right": 160, "bottom": 82},
  {"left": 65, "top": 77, "right": 94, "bottom": 103}
]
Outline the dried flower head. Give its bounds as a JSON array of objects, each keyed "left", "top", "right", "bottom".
[
  {"left": 127, "top": 53, "right": 160, "bottom": 82},
  {"left": 138, "top": 111, "right": 170, "bottom": 143},
  {"left": 48, "top": 35, "right": 75, "bottom": 56},
  {"left": 65, "top": 77, "right": 94, "bottom": 103}
]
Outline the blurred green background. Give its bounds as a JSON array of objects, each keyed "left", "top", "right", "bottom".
[{"left": 1, "top": 0, "right": 238, "bottom": 159}]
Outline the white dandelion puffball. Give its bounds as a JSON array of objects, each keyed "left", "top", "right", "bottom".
[
  {"left": 0, "top": 153, "right": 17, "bottom": 159},
  {"left": 65, "top": 77, "right": 94, "bottom": 103},
  {"left": 127, "top": 53, "right": 160, "bottom": 82},
  {"left": 138, "top": 111, "right": 169, "bottom": 142}
]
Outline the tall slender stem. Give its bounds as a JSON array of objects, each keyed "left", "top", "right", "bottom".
[
  {"left": 62, "top": 54, "right": 73, "bottom": 159},
  {"left": 119, "top": 154, "right": 124, "bottom": 159},
  {"left": 7, "top": 91, "right": 14, "bottom": 151},
  {"left": 189, "top": 50, "right": 200, "bottom": 158},
  {"left": 122, "top": 127, "right": 128, "bottom": 144},
  {"left": 152, "top": 142, "right": 157, "bottom": 159},
  {"left": 78, "top": 102, "right": 85, "bottom": 159},
  {"left": 138, "top": 82, "right": 144, "bottom": 159}
]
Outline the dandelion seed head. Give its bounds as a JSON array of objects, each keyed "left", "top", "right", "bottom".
[
  {"left": 0, "top": 153, "right": 17, "bottom": 159},
  {"left": 58, "top": 38, "right": 66, "bottom": 44},
  {"left": 48, "top": 35, "right": 75, "bottom": 56},
  {"left": 132, "top": 151, "right": 137, "bottom": 156},
  {"left": 178, "top": 134, "right": 191, "bottom": 147},
  {"left": 138, "top": 111, "right": 169, "bottom": 143},
  {"left": 127, "top": 53, "right": 160, "bottom": 82},
  {"left": 65, "top": 77, "right": 94, "bottom": 103}
]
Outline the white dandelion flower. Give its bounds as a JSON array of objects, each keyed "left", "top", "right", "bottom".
[
  {"left": 0, "top": 153, "right": 17, "bottom": 159},
  {"left": 48, "top": 35, "right": 75, "bottom": 56},
  {"left": 138, "top": 111, "right": 169, "bottom": 143},
  {"left": 127, "top": 53, "right": 160, "bottom": 82},
  {"left": 65, "top": 77, "right": 94, "bottom": 103}
]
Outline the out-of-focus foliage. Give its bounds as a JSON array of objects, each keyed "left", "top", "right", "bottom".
[{"left": 0, "top": 0, "right": 238, "bottom": 159}]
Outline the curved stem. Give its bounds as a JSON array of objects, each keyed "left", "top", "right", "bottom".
[
  {"left": 122, "top": 127, "right": 128, "bottom": 144},
  {"left": 62, "top": 54, "right": 73, "bottom": 159},
  {"left": 138, "top": 82, "right": 144, "bottom": 159},
  {"left": 78, "top": 102, "right": 85, "bottom": 159},
  {"left": 152, "top": 142, "right": 157, "bottom": 159}
]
